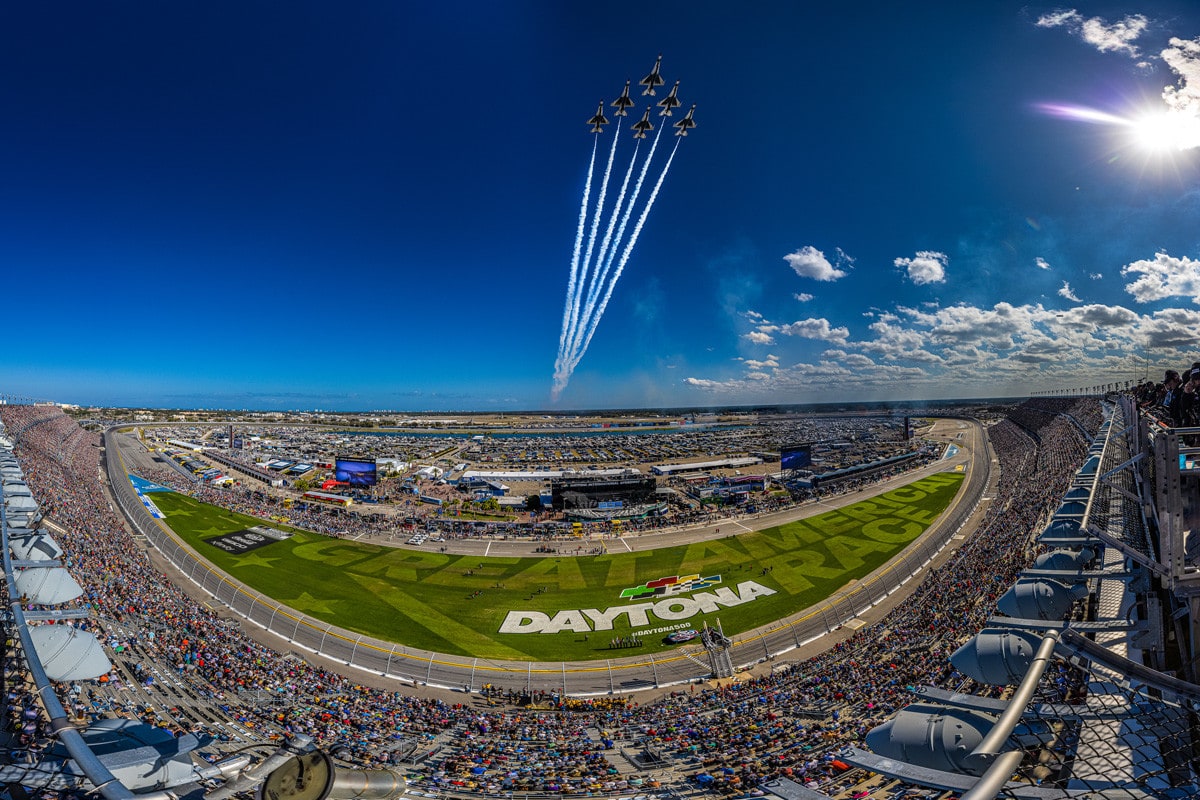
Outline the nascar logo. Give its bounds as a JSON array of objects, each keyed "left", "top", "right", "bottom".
[{"left": 620, "top": 573, "right": 721, "bottom": 600}]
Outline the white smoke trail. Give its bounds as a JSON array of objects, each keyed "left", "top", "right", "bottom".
[
  {"left": 579, "top": 138, "right": 640, "bottom": 354},
  {"left": 570, "top": 137, "right": 680, "bottom": 373},
  {"left": 564, "top": 129, "right": 621, "bottom": 369},
  {"left": 554, "top": 138, "right": 598, "bottom": 379},
  {"left": 568, "top": 124, "right": 664, "bottom": 365}
]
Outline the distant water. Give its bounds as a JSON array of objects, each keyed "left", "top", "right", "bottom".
[
  {"left": 330, "top": 398, "right": 1019, "bottom": 440},
  {"left": 336, "top": 424, "right": 751, "bottom": 440}
]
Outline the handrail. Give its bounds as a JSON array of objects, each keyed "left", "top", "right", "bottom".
[
  {"left": 2, "top": 475, "right": 139, "bottom": 799},
  {"left": 960, "top": 629, "right": 1060, "bottom": 798}
]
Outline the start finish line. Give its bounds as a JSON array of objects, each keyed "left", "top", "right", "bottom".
[{"left": 498, "top": 580, "right": 776, "bottom": 634}]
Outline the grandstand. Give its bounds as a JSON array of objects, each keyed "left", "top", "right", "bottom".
[{"left": 0, "top": 397, "right": 1196, "bottom": 800}]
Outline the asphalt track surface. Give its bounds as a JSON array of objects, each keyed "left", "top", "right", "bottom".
[{"left": 104, "top": 418, "right": 992, "bottom": 697}]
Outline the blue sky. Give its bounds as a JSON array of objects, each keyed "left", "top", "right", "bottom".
[{"left": 3, "top": 2, "right": 1200, "bottom": 411}]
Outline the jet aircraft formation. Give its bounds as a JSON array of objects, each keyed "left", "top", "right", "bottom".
[{"left": 552, "top": 55, "right": 696, "bottom": 400}]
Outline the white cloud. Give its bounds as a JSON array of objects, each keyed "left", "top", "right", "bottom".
[
  {"left": 1089, "top": 272, "right": 1103, "bottom": 280},
  {"left": 1036, "top": 9, "right": 1149, "bottom": 58},
  {"left": 894, "top": 251, "right": 948, "bottom": 285},
  {"left": 1036, "top": 10, "right": 1079, "bottom": 29},
  {"left": 898, "top": 302, "right": 1040, "bottom": 349},
  {"left": 783, "top": 246, "right": 849, "bottom": 282},
  {"left": 1036, "top": 257, "right": 1052, "bottom": 270},
  {"left": 794, "top": 292, "right": 813, "bottom": 302},
  {"left": 1160, "top": 37, "right": 1200, "bottom": 150},
  {"left": 780, "top": 317, "right": 850, "bottom": 343},
  {"left": 1058, "top": 281, "right": 1081, "bottom": 302},
  {"left": 741, "top": 355, "right": 780, "bottom": 370},
  {"left": 822, "top": 349, "right": 877, "bottom": 369},
  {"left": 743, "top": 330, "right": 775, "bottom": 345},
  {"left": 684, "top": 377, "right": 735, "bottom": 390},
  {"left": 1058, "top": 304, "right": 1138, "bottom": 328},
  {"left": 1121, "top": 252, "right": 1200, "bottom": 303},
  {"left": 1138, "top": 308, "right": 1200, "bottom": 349},
  {"left": 682, "top": 293, "right": 1180, "bottom": 402}
]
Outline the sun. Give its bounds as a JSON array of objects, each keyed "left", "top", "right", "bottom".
[
  {"left": 1037, "top": 101, "right": 1200, "bottom": 162},
  {"left": 1129, "top": 110, "right": 1200, "bottom": 153}
]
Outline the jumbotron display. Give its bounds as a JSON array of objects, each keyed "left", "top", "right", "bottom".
[
  {"left": 334, "top": 457, "right": 377, "bottom": 486},
  {"left": 780, "top": 443, "right": 813, "bottom": 471}
]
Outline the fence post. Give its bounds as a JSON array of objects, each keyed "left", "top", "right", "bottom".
[{"left": 318, "top": 624, "right": 332, "bottom": 656}]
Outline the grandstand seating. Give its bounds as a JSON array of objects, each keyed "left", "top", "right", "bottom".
[{"left": 1, "top": 397, "right": 1196, "bottom": 799}]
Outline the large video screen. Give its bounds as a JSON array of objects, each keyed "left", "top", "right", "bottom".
[
  {"left": 780, "top": 443, "right": 813, "bottom": 471},
  {"left": 335, "top": 457, "right": 377, "bottom": 486}
]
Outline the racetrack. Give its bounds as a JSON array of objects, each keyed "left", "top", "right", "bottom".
[{"left": 103, "top": 417, "right": 991, "bottom": 695}]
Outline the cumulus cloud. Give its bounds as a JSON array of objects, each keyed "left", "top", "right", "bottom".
[
  {"left": 894, "top": 251, "right": 948, "bottom": 285},
  {"left": 780, "top": 317, "right": 850, "bottom": 343},
  {"left": 1058, "top": 281, "right": 1081, "bottom": 302},
  {"left": 794, "top": 292, "right": 813, "bottom": 302},
  {"left": 1036, "top": 257, "right": 1052, "bottom": 270},
  {"left": 682, "top": 291, "right": 1176, "bottom": 402},
  {"left": 1089, "top": 272, "right": 1103, "bottom": 280},
  {"left": 783, "top": 246, "right": 849, "bottom": 282},
  {"left": 743, "top": 330, "right": 775, "bottom": 345},
  {"left": 684, "top": 377, "right": 734, "bottom": 390},
  {"left": 1121, "top": 252, "right": 1200, "bottom": 303},
  {"left": 1059, "top": 304, "right": 1138, "bottom": 327},
  {"left": 822, "top": 349, "right": 877, "bottom": 369},
  {"left": 899, "top": 302, "right": 1039, "bottom": 349},
  {"left": 741, "top": 355, "right": 780, "bottom": 370},
  {"left": 1160, "top": 37, "right": 1200, "bottom": 149},
  {"left": 1138, "top": 308, "right": 1200, "bottom": 349},
  {"left": 1036, "top": 9, "right": 1149, "bottom": 58}
]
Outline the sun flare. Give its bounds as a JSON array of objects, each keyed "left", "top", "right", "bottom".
[{"left": 1131, "top": 110, "right": 1200, "bottom": 152}]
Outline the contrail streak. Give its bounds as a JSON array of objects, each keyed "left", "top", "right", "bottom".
[
  {"left": 580, "top": 137, "right": 640, "bottom": 356},
  {"left": 553, "top": 63, "right": 691, "bottom": 401},
  {"left": 571, "top": 137, "right": 679, "bottom": 373},
  {"left": 556, "top": 138, "right": 598, "bottom": 377},
  {"left": 568, "top": 124, "right": 664, "bottom": 365},
  {"left": 564, "top": 129, "right": 620, "bottom": 370}
]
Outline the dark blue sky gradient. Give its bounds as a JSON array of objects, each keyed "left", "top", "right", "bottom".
[{"left": 3, "top": 2, "right": 1200, "bottom": 409}]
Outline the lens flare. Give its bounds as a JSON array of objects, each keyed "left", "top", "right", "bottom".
[
  {"left": 1034, "top": 102, "right": 1131, "bottom": 126},
  {"left": 1130, "top": 110, "right": 1200, "bottom": 152},
  {"left": 1036, "top": 101, "right": 1200, "bottom": 153}
]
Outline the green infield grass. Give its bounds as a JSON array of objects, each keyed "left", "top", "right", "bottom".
[{"left": 148, "top": 471, "right": 962, "bottom": 661}]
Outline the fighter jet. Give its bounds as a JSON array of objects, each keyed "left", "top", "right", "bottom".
[
  {"left": 657, "top": 80, "right": 681, "bottom": 116},
  {"left": 639, "top": 54, "right": 664, "bottom": 96},
  {"left": 673, "top": 104, "right": 696, "bottom": 136},
  {"left": 588, "top": 102, "right": 609, "bottom": 133},
  {"left": 611, "top": 81, "right": 634, "bottom": 117},
  {"left": 631, "top": 108, "right": 654, "bottom": 139}
]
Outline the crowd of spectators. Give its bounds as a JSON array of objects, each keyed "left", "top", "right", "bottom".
[
  {"left": 0, "top": 398, "right": 1098, "bottom": 797},
  {"left": 1132, "top": 361, "right": 1200, "bottom": 427}
]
